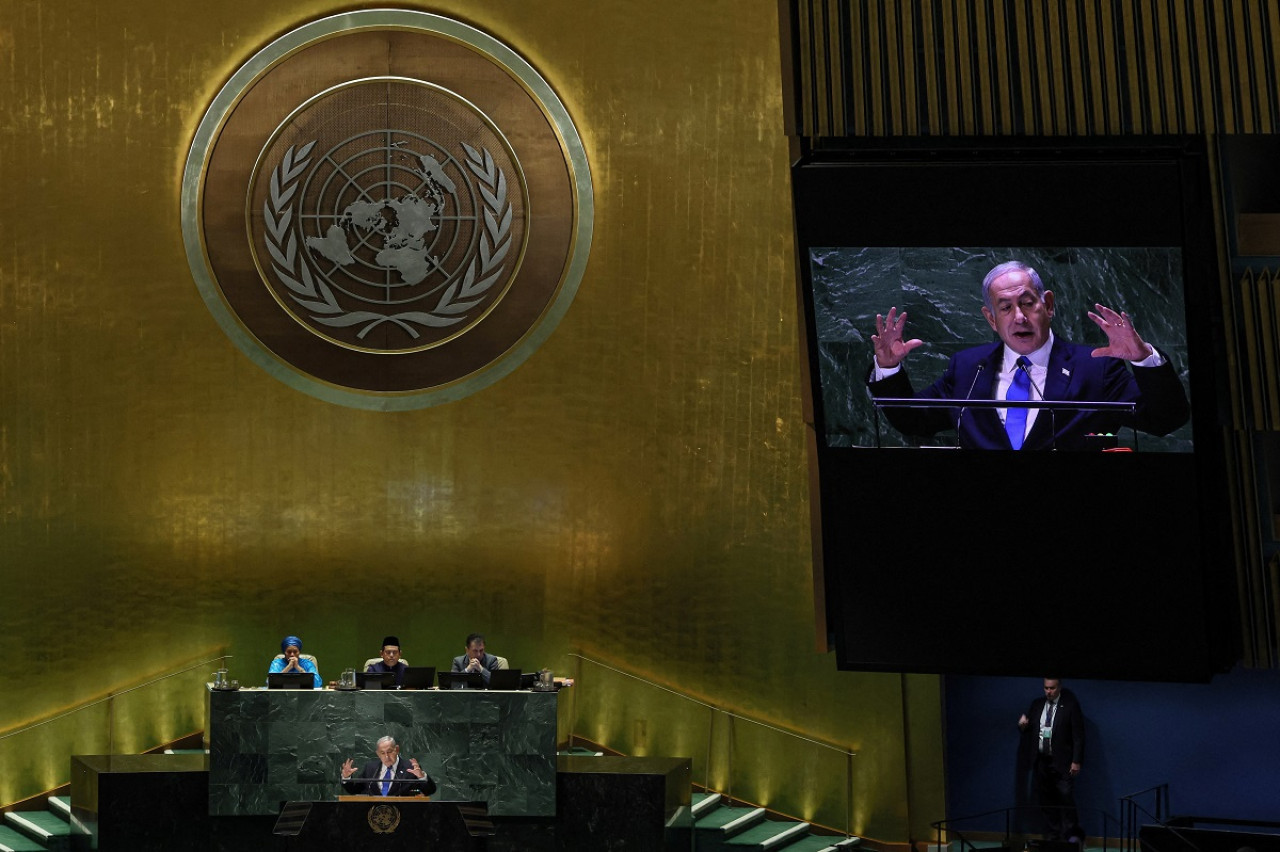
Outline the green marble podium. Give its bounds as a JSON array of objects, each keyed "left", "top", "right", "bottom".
[{"left": 207, "top": 687, "right": 557, "bottom": 817}]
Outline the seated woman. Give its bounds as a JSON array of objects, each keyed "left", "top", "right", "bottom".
[{"left": 268, "top": 635, "right": 322, "bottom": 688}]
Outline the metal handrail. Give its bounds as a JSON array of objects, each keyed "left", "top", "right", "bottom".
[
  {"left": 932, "top": 804, "right": 1119, "bottom": 852},
  {"left": 0, "top": 651, "right": 232, "bottom": 807},
  {"left": 0, "top": 653, "right": 233, "bottom": 741},
  {"left": 1119, "top": 786, "right": 1280, "bottom": 852},
  {"left": 1120, "top": 783, "right": 1168, "bottom": 852},
  {"left": 565, "top": 652, "right": 859, "bottom": 838},
  {"left": 564, "top": 653, "right": 856, "bottom": 754}
]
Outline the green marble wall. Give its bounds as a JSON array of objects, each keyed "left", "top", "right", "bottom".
[{"left": 208, "top": 688, "right": 557, "bottom": 816}]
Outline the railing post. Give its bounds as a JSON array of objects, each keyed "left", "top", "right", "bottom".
[
  {"left": 725, "top": 712, "right": 734, "bottom": 803},
  {"left": 705, "top": 708, "right": 715, "bottom": 793},
  {"left": 847, "top": 748, "right": 854, "bottom": 838},
  {"left": 106, "top": 691, "right": 115, "bottom": 755},
  {"left": 569, "top": 653, "right": 581, "bottom": 751}
]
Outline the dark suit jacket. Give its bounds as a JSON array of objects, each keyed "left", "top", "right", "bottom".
[
  {"left": 341, "top": 758, "right": 436, "bottom": 797},
  {"left": 867, "top": 339, "right": 1189, "bottom": 450},
  {"left": 366, "top": 660, "right": 407, "bottom": 687},
  {"left": 1024, "top": 688, "right": 1086, "bottom": 775},
  {"left": 451, "top": 652, "right": 502, "bottom": 685}
]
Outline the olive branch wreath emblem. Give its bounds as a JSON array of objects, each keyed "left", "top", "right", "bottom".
[
  {"left": 367, "top": 803, "right": 401, "bottom": 833},
  {"left": 262, "top": 140, "right": 513, "bottom": 341}
]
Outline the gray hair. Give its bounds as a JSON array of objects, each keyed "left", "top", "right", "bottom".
[
  {"left": 982, "top": 261, "right": 1045, "bottom": 311},
  {"left": 377, "top": 736, "right": 397, "bottom": 749}
]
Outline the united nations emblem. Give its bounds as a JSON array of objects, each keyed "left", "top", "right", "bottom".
[
  {"left": 182, "top": 12, "right": 591, "bottom": 409},
  {"left": 252, "top": 80, "right": 524, "bottom": 353},
  {"left": 367, "top": 803, "right": 401, "bottom": 834}
]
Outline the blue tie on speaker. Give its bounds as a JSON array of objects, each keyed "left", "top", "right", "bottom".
[
  {"left": 381, "top": 766, "right": 392, "bottom": 796},
  {"left": 1005, "top": 356, "right": 1032, "bottom": 450}
]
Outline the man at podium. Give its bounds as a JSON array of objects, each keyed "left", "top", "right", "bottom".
[
  {"left": 340, "top": 736, "right": 436, "bottom": 797},
  {"left": 867, "top": 260, "right": 1190, "bottom": 451}
]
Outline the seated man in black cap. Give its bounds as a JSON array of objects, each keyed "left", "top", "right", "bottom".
[{"left": 365, "top": 636, "right": 407, "bottom": 687}]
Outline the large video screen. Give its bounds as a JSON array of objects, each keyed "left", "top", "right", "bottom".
[
  {"left": 809, "top": 246, "right": 1192, "bottom": 452},
  {"left": 793, "top": 140, "right": 1234, "bottom": 681}
]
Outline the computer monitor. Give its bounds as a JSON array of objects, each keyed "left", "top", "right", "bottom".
[
  {"left": 267, "top": 672, "right": 314, "bottom": 689},
  {"left": 400, "top": 666, "right": 436, "bottom": 690},
  {"left": 438, "top": 671, "right": 485, "bottom": 690},
  {"left": 487, "top": 669, "right": 522, "bottom": 690},
  {"left": 356, "top": 671, "right": 396, "bottom": 690}
]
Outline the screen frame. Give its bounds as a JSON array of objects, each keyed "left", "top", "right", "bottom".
[{"left": 791, "top": 136, "right": 1234, "bottom": 681}]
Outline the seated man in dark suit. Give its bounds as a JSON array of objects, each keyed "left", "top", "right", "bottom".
[
  {"left": 365, "top": 635, "right": 407, "bottom": 687},
  {"left": 340, "top": 736, "right": 436, "bottom": 797},
  {"left": 450, "top": 632, "right": 503, "bottom": 686},
  {"left": 868, "top": 260, "right": 1190, "bottom": 450}
]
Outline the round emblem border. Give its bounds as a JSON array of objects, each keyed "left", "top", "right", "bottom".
[{"left": 181, "top": 10, "right": 593, "bottom": 411}]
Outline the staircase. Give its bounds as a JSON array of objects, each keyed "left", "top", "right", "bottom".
[
  {"left": 693, "top": 791, "right": 863, "bottom": 852},
  {"left": 0, "top": 796, "right": 73, "bottom": 852}
]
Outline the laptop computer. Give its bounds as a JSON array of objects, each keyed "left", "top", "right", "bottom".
[
  {"left": 487, "top": 669, "right": 522, "bottom": 690},
  {"left": 268, "top": 672, "right": 314, "bottom": 689},
  {"left": 356, "top": 671, "right": 396, "bottom": 690},
  {"left": 400, "top": 666, "right": 436, "bottom": 690},
  {"left": 438, "top": 671, "right": 485, "bottom": 690}
]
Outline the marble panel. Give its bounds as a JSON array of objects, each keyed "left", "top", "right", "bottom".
[
  {"left": 71, "top": 753, "right": 691, "bottom": 850},
  {"left": 208, "top": 687, "right": 557, "bottom": 816},
  {"left": 555, "top": 756, "right": 693, "bottom": 851}
]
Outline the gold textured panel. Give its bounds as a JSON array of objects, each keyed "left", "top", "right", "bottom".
[
  {"left": 971, "top": 0, "right": 992, "bottom": 132},
  {"left": 787, "top": 0, "right": 1280, "bottom": 136},
  {"left": 0, "top": 0, "right": 941, "bottom": 840}
]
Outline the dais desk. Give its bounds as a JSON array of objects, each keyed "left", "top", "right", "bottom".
[{"left": 207, "top": 686, "right": 556, "bottom": 816}]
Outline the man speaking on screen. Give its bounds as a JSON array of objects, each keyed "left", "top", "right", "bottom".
[{"left": 867, "top": 260, "right": 1190, "bottom": 450}]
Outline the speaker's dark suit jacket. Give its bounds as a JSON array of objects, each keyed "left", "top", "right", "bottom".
[
  {"left": 341, "top": 758, "right": 436, "bottom": 797},
  {"left": 1024, "top": 689, "right": 1086, "bottom": 774},
  {"left": 867, "top": 339, "right": 1189, "bottom": 450}
]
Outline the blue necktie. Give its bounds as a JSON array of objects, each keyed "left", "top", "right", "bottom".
[
  {"left": 1005, "top": 356, "right": 1031, "bottom": 450},
  {"left": 381, "top": 766, "right": 392, "bottom": 796}
]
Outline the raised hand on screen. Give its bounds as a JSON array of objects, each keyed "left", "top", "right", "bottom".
[
  {"left": 1087, "top": 303, "right": 1151, "bottom": 362},
  {"left": 871, "top": 306, "right": 924, "bottom": 369}
]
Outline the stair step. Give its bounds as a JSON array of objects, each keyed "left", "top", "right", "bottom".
[
  {"left": 696, "top": 805, "right": 766, "bottom": 831},
  {"left": 692, "top": 791, "right": 723, "bottom": 817},
  {"left": 48, "top": 796, "right": 72, "bottom": 817},
  {"left": 0, "top": 824, "right": 46, "bottom": 852},
  {"left": 762, "top": 822, "right": 817, "bottom": 849},
  {"left": 4, "top": 810, "right": 71, "bottom": 846},
  {"left": 779, "top": 836, "right": 860, "bottom": 852},
  {"left": 725, "top": 818, "right": 811, "bottom": 847}
]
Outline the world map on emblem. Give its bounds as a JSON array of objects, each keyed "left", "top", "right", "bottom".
[
  {"left": 305, "top": 145, "right": 458, "bottom": 287},
  {"left": 250, "top": 80, "right": 528, "bottom": 353}
]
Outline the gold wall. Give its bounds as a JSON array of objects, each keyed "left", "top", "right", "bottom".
[{"left": 0, "top": 0, "right": 942, "bottom": 839}]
